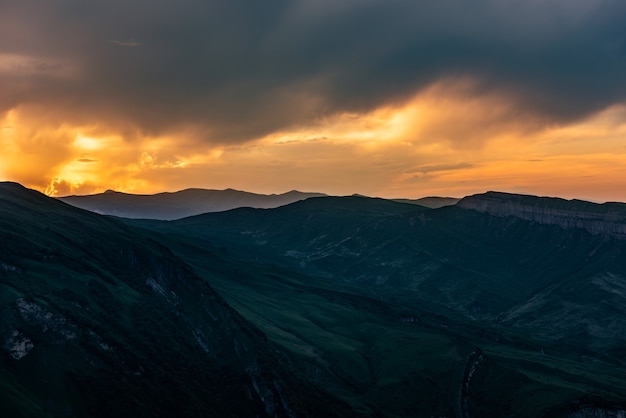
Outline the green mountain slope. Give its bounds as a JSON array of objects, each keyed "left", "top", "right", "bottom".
[
  {"left": 5, "top": 183, "right": 626, "bottom": 416},
  {"left": 0, "top": 183, "right": 349, "bottom": 417},
  {"left": 128, "top": 194, "right": 626, "bottom": 417}
]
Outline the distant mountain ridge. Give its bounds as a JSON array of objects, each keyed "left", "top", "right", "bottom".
[
  {"left": 392, "top": 196, "right": 460, "bottom": 208},
  {"left": 59, "top": 188, "right": 327, "bottom": 220},
  {"left": 459, "top": 191, "right": 626, "bottom": 238},
  {"left": 58, "top": 188, "right": 461, "bottom": 220}
]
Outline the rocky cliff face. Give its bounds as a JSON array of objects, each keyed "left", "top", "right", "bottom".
[{"left": 457, "top": 191, "right": 626, "bottom": 239}]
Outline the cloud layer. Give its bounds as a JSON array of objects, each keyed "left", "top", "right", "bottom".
[
  {"left": 2, "top": 0, "right": 626, "bottom": 200},
  {"left": 3, "top": 0, "right": 626, "bottom": 141}
]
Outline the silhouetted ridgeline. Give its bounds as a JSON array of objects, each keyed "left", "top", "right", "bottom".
[{"left": 59, "top": 188, "right": 327, "bottom": 220}]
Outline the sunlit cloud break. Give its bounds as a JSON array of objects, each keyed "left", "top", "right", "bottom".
[{"left": 1, "top": 0, "right": 626, "bottom": 202}]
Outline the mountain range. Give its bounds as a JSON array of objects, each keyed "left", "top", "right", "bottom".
[
  {"left": 58, "top": 188, "right": 459, "bottom": 220},
  {"left": 3, "top": 182, "right": 626, "bottom": 417},
  {"left": 58, "top": 189, "right": 327, "bottom": 220}
]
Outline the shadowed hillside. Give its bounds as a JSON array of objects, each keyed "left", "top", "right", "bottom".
[
  {"left": 4, "top": 182, "right": 626, "bottom": 417},
  {"left": 0, "top": 182, "right": 349, "bottom": 418},
  {"left": 128, "top": 193, "right": 626, "bottom": 417}
]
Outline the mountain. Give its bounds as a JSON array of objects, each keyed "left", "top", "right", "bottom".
[
  {"left": 128, "top": 193, "right": 626, "bottom": 417},
  {"left": 392, "top": 196, "right": 460, "bottom": 208},
  {"left": 58, "top": 188, "right": 327, "bottom": 220},
  {"left": 0, "top": 182, "right": 349, "bottom": 418},
  {"left": 5, "top": 183, "right": 626, "bottom": 417},
  {"left": 458, "top": 191, "right": 626, "bottom": 238}
]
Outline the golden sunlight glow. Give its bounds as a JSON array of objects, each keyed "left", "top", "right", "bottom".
[
  {"left": 3, "top": 79, "right": 626, "bottom": 202},
  {"left": 73, "top": 135, "right": 104, "bottom": 151}
]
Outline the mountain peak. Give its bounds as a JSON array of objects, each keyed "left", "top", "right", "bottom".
[{"left": 0, "top": 181, "right": 27, "bottom": 190}]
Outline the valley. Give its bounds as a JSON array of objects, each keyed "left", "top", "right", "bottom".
[{"left": 2, "top": 182, "right": 626, "bottom": 417}]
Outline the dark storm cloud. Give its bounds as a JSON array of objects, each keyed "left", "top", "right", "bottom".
[
  {"left": 2, "top": 0, "right": 626, "bottom": 142},
  {"left": 108, "top": 39, "right": 141, "bottom": 47}
]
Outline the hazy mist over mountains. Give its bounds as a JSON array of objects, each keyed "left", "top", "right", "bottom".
[
  {"left": 59, "top": 188, "right": 329, "bottom": 220},
  {"left": 3, "top": 182, "right": 626, "bottom": 417},
  {"left": 58, "top": 188, "right": 460, "bottom": 220}
]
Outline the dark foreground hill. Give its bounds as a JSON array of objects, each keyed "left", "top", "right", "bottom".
[
  {"left": 59, "top": 188, "right": 327, "bottom": 220},
  {"left": 5, "top": 182, "right": 626, "bottom": 417},
  {"left": 129, "top": 193, "right": 626, "bottom": 417},
  {"left": 0, "top": 182, "right": 349, "bottom": 418}
]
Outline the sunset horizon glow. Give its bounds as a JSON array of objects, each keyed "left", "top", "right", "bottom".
[{"left": 2, "top": 1, "right": 626, "bottom": 203}]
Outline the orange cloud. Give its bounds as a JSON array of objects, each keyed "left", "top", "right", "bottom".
[
  {"left": 2, "top": 80, "right": 626, "bottom": 202},
  {"left": 0, "top": 107, "right": 199, "bottom": 196}
]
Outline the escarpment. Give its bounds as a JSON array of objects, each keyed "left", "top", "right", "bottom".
[{"left": 458, "top": 191, "right": 626, "bottom": 239}]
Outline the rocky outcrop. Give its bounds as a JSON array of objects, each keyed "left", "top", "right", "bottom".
[
  {"left": 458, "top": 191, "right": 626, "bottom": 239},
  {"left": 2, "top": 330, "right": 33, "bottom": 360}
]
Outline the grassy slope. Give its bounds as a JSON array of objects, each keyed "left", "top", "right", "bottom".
[
  {"left": 126, "top": 195, "right": 626, "bottom": 416},
  {"left": 0, "top": 183, "right": 352, "bottom": 418}
]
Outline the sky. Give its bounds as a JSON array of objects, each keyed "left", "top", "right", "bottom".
[{"left": 1, "top": 0, "right": 626, "bottom": 201}]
